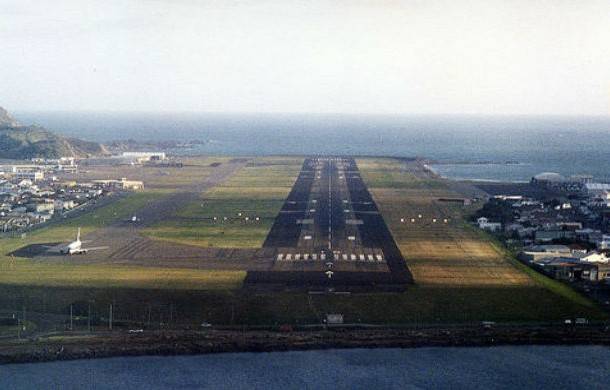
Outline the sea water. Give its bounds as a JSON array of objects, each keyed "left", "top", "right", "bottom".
[
  {"left": 16, "top": 112, "right": 610, "bottom": 182},
  {"left": 1, "top": 346, "right": 609, "bottom": 389}
]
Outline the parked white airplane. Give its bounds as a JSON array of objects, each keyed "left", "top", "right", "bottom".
[{"left": 58, "top": 228, "right": 108, "bottom": 255}]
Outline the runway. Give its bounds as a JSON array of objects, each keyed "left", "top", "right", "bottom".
[{"left": 247, "top": 157, "right": 412, "bottom": 291}]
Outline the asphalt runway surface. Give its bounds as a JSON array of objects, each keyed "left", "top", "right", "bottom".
[{"left": 247, "top": 157, "right": 412, "bottom": 291}]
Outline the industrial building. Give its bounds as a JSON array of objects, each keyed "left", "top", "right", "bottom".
[
  {"left": 121, "top": 152, "right": 166, "bottom": 163},
  {"left": 92, "top": 178, "right": 144, "bottom": 191}
]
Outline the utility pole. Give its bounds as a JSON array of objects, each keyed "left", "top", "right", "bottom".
[
  {"left": 21, "top": 305, "right": 26, "bottom": 333},
  {"left": 109, "top": 304, "right": 113, "bottom": 331},
  {"left": 169, "top": 303, "right": 173, "bottom": 326}
]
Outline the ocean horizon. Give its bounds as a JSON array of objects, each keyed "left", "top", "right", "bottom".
[{"left": 15, "top": 111, "right": 610, "bottom": 183}]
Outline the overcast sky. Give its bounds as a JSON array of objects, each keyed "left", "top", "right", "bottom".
[{"left": 1, "top": 0, "right": 609, "bottom": 115}]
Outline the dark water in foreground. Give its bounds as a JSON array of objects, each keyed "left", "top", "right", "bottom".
[
  {"left": 15, "top": 112, "right": 610, "bottom": 182},
  {"left": 1, "top": 346, "right": 610, "bottom": 389}
]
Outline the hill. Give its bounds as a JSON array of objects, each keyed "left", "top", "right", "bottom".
[{"left": 0, "top": 107, "right": 108, "bottom": 159}]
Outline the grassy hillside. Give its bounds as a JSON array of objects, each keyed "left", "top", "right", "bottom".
[
  {"left": 0, "top": 106, "right": 107, "bottom": 158},
  {"left": 0, "top": 125, "right": 107, "bottom": 159}
]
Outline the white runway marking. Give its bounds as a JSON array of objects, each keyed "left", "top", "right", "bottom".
[{"left": 328, "top": 160, "right": 332, "bottom": 251}]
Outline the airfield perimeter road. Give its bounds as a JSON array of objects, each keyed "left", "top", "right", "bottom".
[{"left": 246, "top": 157, "right": 413, "bottom": 291}]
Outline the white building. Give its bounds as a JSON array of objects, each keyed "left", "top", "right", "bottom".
[
  {"left": 580, "top": 252, "right": 609, "bottom": 263},
  {"left": 531, "top": 172, "right": 565, "bottom": 185},
  {"left": 91, "top": 177, "right": 144, "bottom": 190},
  {"left": 27, "top": 201, "right": 55, "bottom": 213},
  {"left": 14, "top": 171, "right": 44, "bottom": 182},
  {"left": 121, "top": 152, "right": 166, "bottom": 162},
  {"left": 54, "top": 199, "right": 76, "bottom": 212},
  {"left": 585, "top": 183, "right": 610, "bottom": 197}
]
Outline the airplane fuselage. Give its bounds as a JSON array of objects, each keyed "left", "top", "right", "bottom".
[{"left": 60, "top": 240, "right": 87, "bottom": 255}]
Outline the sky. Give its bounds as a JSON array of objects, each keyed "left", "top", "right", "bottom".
[{"left": 1, "top": 0, "right": 609, "bottom": 115}]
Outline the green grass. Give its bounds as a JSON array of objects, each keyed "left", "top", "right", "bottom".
[
  {"left": 0, "top": 260, "right": 245, "bottom": 290},
  {"left": 145, "top": 224, "right": 275, "bottom": 248},
  {"left": 0, "top": 284, "right": 603, "bottom": 327},
  {"left": 0, "top": 156, "right": 605, "bottom": 329},
  {"left": 361, "top": 170, "right": 448, "bottom": 189},
  {"left": 144, "top": 198, "right": 284, "bottom": 248},
  {"left": 143, "top": 157, "right": 303, "bottom": 248},
  {"left": 477, "top": 227, "right": 597, "bottom": 309}
]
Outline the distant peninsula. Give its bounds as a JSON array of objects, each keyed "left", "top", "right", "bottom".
[
  {"left": 106, "top": 138, "right": 208, "bottom": 153},
  {"left": 0, "top": 107, "right": 108, "bottom": 159}
]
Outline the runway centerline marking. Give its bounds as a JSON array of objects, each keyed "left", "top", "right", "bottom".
[{"left": 328, "top": 159, "right": 332, "bottom": 251}]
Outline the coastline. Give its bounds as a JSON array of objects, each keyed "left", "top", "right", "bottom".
[
  {"left": 425, "top": 163, "right": 531, "bottom": 184},
  {"left": 2, "top": 324, "right": 610, "bottom": 365}
]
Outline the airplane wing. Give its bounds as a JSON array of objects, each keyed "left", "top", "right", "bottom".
[
  {"left": 45, "top": 244, "right": 67, "bottom": 253},
  {"left": 82, "top": 246, "right": 109, "bottom": 251}
]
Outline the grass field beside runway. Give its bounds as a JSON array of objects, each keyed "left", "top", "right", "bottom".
[
  {"left": 142, "top": 157, "right": 304, "bottom": 248},
  {"left": 0, "top": 190, "right": 245, "bottom": 291},
  {"left": 0, "top": 260, "right": 245, "bottom": 290},
  {"left": 68, "top": 157, "right": 234, "bottom": 191},
  {"left": 357, "top": 157, "right": 605, "bottom": 320},
  {"left": 356, "top": 159, "right": 446, "bottom": 190}
]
